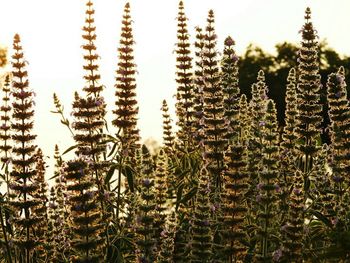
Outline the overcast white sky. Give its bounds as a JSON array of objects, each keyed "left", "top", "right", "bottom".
[{"left": 0, "top": 0, "right": 349, "bottom": 165}]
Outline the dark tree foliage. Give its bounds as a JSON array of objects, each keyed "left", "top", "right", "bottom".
[{"left": 238, "top": 41, "right": 350, "bottom": 135}]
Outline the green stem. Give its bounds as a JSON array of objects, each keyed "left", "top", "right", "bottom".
[{"left": 0, "top": 205, "right": 13, "bottom": 263}]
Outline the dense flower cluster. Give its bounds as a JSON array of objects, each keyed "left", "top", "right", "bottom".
[{"left": 0, "top": 2, "right": 349, "bottom": 263}]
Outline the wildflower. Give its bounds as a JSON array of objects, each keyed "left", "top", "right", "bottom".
[
  {"left": 257, "top": 183, "right": 264, "bottom": 190},
  {"left": 86, "top": 191, "right": 94, "bottom": 198},
  {"left": 275, "top": 184, "right": 281, "bottom": 193},
  {"left": 122, "top": 148, "right": 129, "bottom": 157},
  {"left": 142, "top": 178, "right": 150, "bottom": 187},
  {"left": 332, "top": 175, "right": 343, "bottom": 183},
  {"left": 336, "top": 74, "right": 344, "bottom": 84},
  {"left": 272, "top": 248, "right": 283, "bottom": 262},
  {"left": 335, "top": 91, "right": 342, "bottom": 98},
  {"left": 103, "top": 192, "right": 110, "bottom": 201},
  {"left": 331, "top": 217, "right": 338, "bottom": 226},
  {"left": 160, "top": 230, "right": 167, "bottom": 237},
  {"left": 259, "top": 121, "right": 265, "bottom": 127},
  {"left": 224, "top": 36, "right": 235, "bottom": 46},
  {"left": 293, "top": 188, "right": 301, "bottom": 195},
  {"left": 231, "top": 54, "right": 239, "bottom": 63}
]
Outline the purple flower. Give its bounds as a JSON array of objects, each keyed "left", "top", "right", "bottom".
[
  {"left": 142, "top": 179, "right": 150, "bottom": 187},
  {"left": 231, "top": 54, "right": 239, "bottom": 63},
  {"left": 331, "top": 218, "right": 339, "bottom": 226},
  {"left": 122, "top": 148, "right": 129, "bottom": 157},
  {"left": 259, "top": 121, "right": 265, "bottom": 127},
  {"left": 104, "top": 192, "right": 110, "bottom": 201},
  {"left": 95, "top": 99, "right": 103, "bottom": 106},
  {"left": 336, "top": 74, "right": 344, "bottom": 84},
  {"left": 293, "top": 188, "right": 301, "bottom": 195},
  {"left": 86, "top": 191, "right": 94, "bottom": 198},
  {"left": 273, "top": 248, "right": 283, "bottom": 262},
  {"left": 257, "top": 183, "right": 264, "bottom": 190},
  {"left": 332, "top": 175, "right": 343, "bottom": 183},
  {"left": 224, "top": 37, "right": 235, "bottom": 46},
  {"left": 261, "top": 94, "right": 268, "bottom": 100},
  {"left": 203, "top": 220, "right": 210, "bottom": 226},
  {"left": 275, "top": 184, "right": 281, "bottom": 193},
  {"left": 160, "top": 230, "right": 167, "bottom": 237},
  {"left": 335, "top": 91, "right": 342, "bottom": 98}
]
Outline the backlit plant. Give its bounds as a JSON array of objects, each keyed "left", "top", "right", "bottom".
[{"left": 0, "top": 2, "right": 349, "bottom": 263}]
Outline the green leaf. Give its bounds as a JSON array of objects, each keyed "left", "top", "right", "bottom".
[
  {"left": 108, "top": 142, "right": 119, "bottom": 158},
  {"left": 309, "top": 209, "right": 332, "bottom": 228},
  {"left": 179, "top": 187, "right": 197, "bottom": 205},
  {"left": 62, "top": 144, "right": 81, "bottom": 155},
  {"left": 176, "top": 184, "right": 184, "bottom": 210},
  {"left": 106, "top": 164, "right": 117, "bottom": 184},
  {"left": 123, "top": 165, "right": 134, "bottom": 192}
]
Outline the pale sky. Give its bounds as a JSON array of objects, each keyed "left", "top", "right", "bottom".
[{"left": 0, "top": 0, "right": 349, "bottom": 168}]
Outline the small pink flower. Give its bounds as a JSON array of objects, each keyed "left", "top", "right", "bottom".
[{"left": 331, "top": 217, "right": 338, "bottom": 226}]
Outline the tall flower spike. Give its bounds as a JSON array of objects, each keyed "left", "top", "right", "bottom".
[
  {"left": 326, "top": 67, "right": 350, "bottom": 196},
  {"left": 296, "top": 7, "right": 322, "bottom": 173},
  {"left": 113, "top": 2, "right": 140, "bottom": 158},
  {"left": 0, "top": 75, "right": 12, "bottom": 194},
  {"left": 222, "top": 142, "right": 248, "bottom": 261},
  {"left": 32, "top": 148, "right": 49, "bottom": 259},
  {"left": 192, "top": 26, "right": 205, "bottom": 144},
  {"left": 154, "top": 149, "right": 170, "bottom": 252},
  {"left": 161, "top": 100, "right": 175, "bottom": 153},
  {"left": 281, "top": 170, "right": 304, "bottom": 261},
  {"left": 175, "top": 1, "right": 195, "bottom": 150},
  {"left": 9, "top": 34, "right": 40, "bottom": 259},
  {"left": 246, "top": 78, "right": 268, "bottom": 220},
  {"left": 47, "top": 186, "right": 65, "bottom": 262},
  {"left": 71, "top": 92, "right": 106, "bottom": 166},
  {"left": 71, "top": 91, "right": 111, "bottom": 229},
  {"left": 279, "top": 68, "right": 299, "bottom": 225},
  {"left": 311, "top": 144, "right": 334, "bottom": 221},
  {"left": 200, "top": 11, "right": 227, "bottom": 260},
  {"left": 190, "top": 167, "right": 212, "bottom": 263},
  {"left": 281, "top": 67, "right": 298, "bottom": 154},
  {"left": 238, "top": 94, "right": 250, "bottom": 144},
  {"left": 156, "top": 212, "right": 176, "bottom": 263},
  {"left": 202, "top": 10, "right": 226, "bottom": 190},
  {"left": 82, "top": 0, "right": 103, "bottom": 96},
  {"left": 135, "top": 145, "right": 157, "bottom": 263},
  {"left": 64, "top": 158, "right": 104, "bottom": 262},
  {"left": 221, "top": 36, "right": 240, "bottom": 145},
  {"left": 255, "top": 99, "right": 279, "bottom": 262},
  {"left": 78, "top": 0, "right": 110, "bottom": 199}
]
